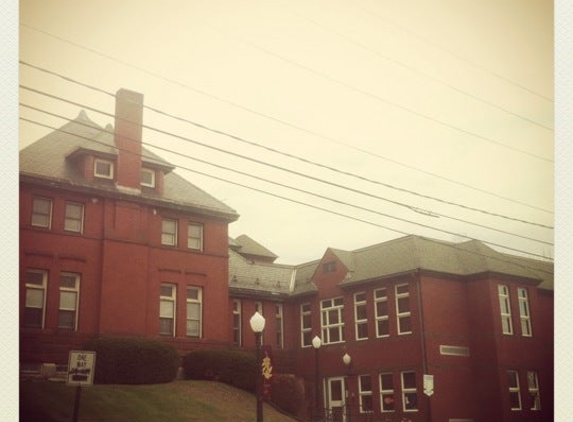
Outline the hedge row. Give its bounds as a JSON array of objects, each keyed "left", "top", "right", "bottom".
[
  {"left": 84, "top": 337, "right": 180, "bottom": 384},
  {"left": 182, "top": 349, "right": 257, "bottom": 392}
]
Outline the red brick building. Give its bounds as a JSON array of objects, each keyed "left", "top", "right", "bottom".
[
  {"left": 20, "top": 89, "right": 239, "bottom": 363},
  {"left": 229, "top": 235, "right": 553, "bottom": 422},
  {"left": 20, "top": 89, "right": 553, "bottom": 422}
]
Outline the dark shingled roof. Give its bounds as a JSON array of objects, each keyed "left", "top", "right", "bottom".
[
  {"left": 228, "top": 235, "right": 553, "bottom": 298},
  {"left": 234, "top": 234, "right": 278, "bottom": 261},
  {"left": 20, "top": 110, "right": 239, "bottom": 221}
]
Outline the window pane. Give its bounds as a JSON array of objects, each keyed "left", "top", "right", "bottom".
[
  {"left": 380, "top": 374, "right": 393, "bottom": 390},
  {"left": 66, "top": 203, "right": 82, "bottom": 218},
  {"left": 375, "top": 288, "right": 387, "bottom": 299},
  {"left": 60, "top": 275, "right": 77, "bottom": 288},
  {"left": 31, "top": 214, "right": 50, "bottom": 227},
  {"left": 357, "top": 323, "right": 368, "bottom": 339},
  {"left": 160, "top": 300, "right": 174, "bottom": 317},
  {"left": 328, "top": 309, "right": 339, "bottom": 324},
  {"left": 361, "top": 395, "right": 373, "bottom": 412},
  {"left": 396, "top": 284, "right": 409, "bottom": 294},
  {"left": 508, "top": 371, "right": 519, "bottom": 388},
  {"left": 60, "top": 291, "right": 77, "bottom": 310},
  {"left": 378, "top": 319, "right": 389, "bottom": 336},
  {"left": 360, "top": 375, "right": 372, "bottom": 390},
  {"left": 187, "top": 303, "right": 200, "bottom": 319},
  {"left": 159, "top": 318, "right": 173, "bottom": 334},
  {"left": 402, "top": 372, "right": 416, "bottom": 388},
  {"left": 160, "top": 286, "right": 174, "bottom": 297},
  {"left": 187, "top": 288, "right": 199, "bottom": 300},
  {"left": 33, "top": 198, "right": 51, "bottom": 214},
  {"left": 58, "top": 311, "right": 75, "bottom": 329},
  {"left": 25, "top": 289, "right": 44, "bottom": 307},
  {"left": 404, "top": 392, "right": 417, "bottom": 410},
  {"left": 187, "top": 320, "right": 200, "bottom": 337},
  {"left": 302, "top": 314, "right": 311, "bottom": 328},
  {"left": 27, "top": 271, "right": 45, "bottom": 285},
  {"left": 376, "top": 301, "right": 388, "bottom": 315},
  {"left": 397, "top": 297, "right": 410, "bottom": 313},
  {"left": 329, "top": 327, "right": 340, "bottom": 343},
  {"left": 381, "top": 394, "right": 395, "bottom": 411},
  {"left": 356, "top": 305, "right": 367, "bottom": 320},
  {"left": 399, "top": 316, "right": 412, "bottom": 333}
]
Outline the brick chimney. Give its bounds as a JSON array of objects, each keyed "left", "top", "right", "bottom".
[{"left": 114, "top": 89, "right": 144, "bottom": 191}]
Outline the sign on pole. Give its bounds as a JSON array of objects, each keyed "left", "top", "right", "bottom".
[
  {"left": 423, "top": 374, "right": 434, "bottom": 397},
  {"left": 67, "top": 350, "right": 96, "bottom": 386}
]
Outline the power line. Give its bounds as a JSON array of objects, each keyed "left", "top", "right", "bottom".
[
  {"left": 18, "top": 62, "right": 555, "bottom": 227},
  {"left": 19, "top": 114, "right": 554, "bottom": 272},
  {"left": 19, "top": 87, "right": 554, "bottom": 239},
  {"left": 285, "top": 7, "right": 553, "bottom": 131},
  {"left": 346, "top": 0, "right": 554, "bottom": 102},
  {"left": 203, "top": 21, "right": 553, "bottom": 163},
  {"left": 19, "top": 100, "right": 554, "bottom": 256},
  {"left": 19, "top": 29, "right": 554, "bottom": 214}
]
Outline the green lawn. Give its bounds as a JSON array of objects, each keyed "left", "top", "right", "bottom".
[{"left": 20, "top": 379, "right": 299, "bottom": 422}]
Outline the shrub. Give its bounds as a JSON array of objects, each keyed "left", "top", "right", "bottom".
[
  {"left": 270, "top": 374, "right": 304, "bottom": 415},
  {"left": 83, "top": 336, "right": 180, "bottom": 384},
  {"left": 182, "top": 349, "right": 257, "bottom": 392}
]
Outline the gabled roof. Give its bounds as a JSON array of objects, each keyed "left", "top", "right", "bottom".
[
  {"left": 20, "top": 110, "right": 239, "bottom": 221},
  {"left": 233, "top": 234, "right": 278, "bottom": 261},
  {"left": 229, "top": 249, "right": 295, "bottom": 297},
  {"left": 337, "top": 236, "right": 553, "bottom": 290}
]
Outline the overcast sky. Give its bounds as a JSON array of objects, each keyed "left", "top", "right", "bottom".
[{"left": 19, "top": 0, "right": 554, "bottom": 265}]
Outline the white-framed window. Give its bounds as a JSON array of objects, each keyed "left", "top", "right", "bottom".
[
  {"left": 141, "top": 168, "right": 156, "bottom": 188},
  {"left": 396, "top": 284, "right": 412, "bottom": 335},
  {"left": 527, "top": 371, "right": 541, "bottom": 410},
  {"left": 359, "top": 375, "right": 374, "bottom": 413},
  {"left": 232, "top": 299, "right": 242, "bottom": 346},
  {"left": 159, "top": 283, "right": 176, "bottom": 336},
  {"left": 498, "top": 285, "right": 513, "bottom": 335},
  {"left": 401, "top": 371, "right": 418, "bottom": 411},
  {"left": 374, "top": 288, "right": 389, "bottom": 337},
  {"left": 517, "top": 288, "right": 532, "bottom": 337},
  {"left": 94, "top": 158, "right": 114, "bottom": 179},
  {"left": 64, "top": 202, "right": 84, "bottom": 233},
  {"left": 24, "top": 269, "right": 48, "bottom": 328},
  {"left": 379, "top": 373, "right": 395, "bottom": 412},
  {"left": 321, "top": 297, "right": 345, "bottom": 344},
  {"left": 255, "top": 302, "right": 264, "bottom": 343},
  {"left": 31, "top": 197, "right": 52, "bottom": 228},
  {"left": 161, "top": 218, "right": 177, "bottom": 246},
  {"left": 301, "top": 303, "right": 312, "bottom": 347},
  {"left": 276, "top": 303, "right": 284, "bottom": 349},
  {"left": 508, "top": 370, "right": 522, "bottom": 410},
  {"left": 187, "top": 223, "right": 203, "bottom": 250},
  {"left": 354, "top": 292, "right": 368, "bottom": 340},
  {"left": 58, "top": 272, "right": 80, "bottom": 330},
  {"left": 186, "top": 286, "right": 202, "bottom": 338}
]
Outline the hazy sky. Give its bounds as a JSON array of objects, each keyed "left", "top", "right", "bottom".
[{"left": 19, "top": 0, "right": 554, "bottom": 264}]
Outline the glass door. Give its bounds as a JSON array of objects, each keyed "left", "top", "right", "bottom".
[{"left": 325, "top": 376, "right": 346, "bottom": 422}]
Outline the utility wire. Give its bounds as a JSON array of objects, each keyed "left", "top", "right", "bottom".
[
  {"left": 346, "top": 0, "right": 554, "bottom": 102},
  {"left": 19, "top": 87, "right": 554, "bottom": 237},
  {"left": 17, "top": 64, "right": 555, "bottom": 226},
  {"left": 19, "top": 30, "right": 554, "bottom": 214},
  {"left": 18, "top": 114, "right": 554, "bottom": 271},
  {"left": 285, "top": 8, "right": 553, "bottom": 131},
  {"left": 203, "top": 21, "right": 553, "bottom": 163},
  {"left": 19, "top": 101, "right": 554, "bottom": 254}
]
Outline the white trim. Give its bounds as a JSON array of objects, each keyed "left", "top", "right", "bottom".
[{"left": 94, "top": 158, "right": 114, "bottom": 179}]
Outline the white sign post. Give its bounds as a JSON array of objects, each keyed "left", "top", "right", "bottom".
[
  {"left": 67, "top": 350, "right": 96, "bottom": 422},
  {"left": 423, "top": 374, "right": 434, "bottom": 397}
]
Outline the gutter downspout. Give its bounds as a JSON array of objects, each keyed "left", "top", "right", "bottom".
[{"left": 415, "top": 269, "right": 432, "bottom": 422}]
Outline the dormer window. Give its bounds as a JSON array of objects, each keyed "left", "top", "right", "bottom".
[
  {"left": 94, "top": 158, "right": 114, "bottom": 179},
  {"left": 141, "top": 168, "right": 156, "bottom": 188}
]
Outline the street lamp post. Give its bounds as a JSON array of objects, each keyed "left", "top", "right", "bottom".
[
  {"left": 312, "top": 335, "right": 322, "bottom": 421},
  {"left": 343, "top": 353, "right": 352, "bottom": 422},
  {"left": 250, "top": 311, "right": 266, "bottom": 422}
]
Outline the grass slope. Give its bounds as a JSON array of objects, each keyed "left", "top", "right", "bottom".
[{"left": 20, "top": 379, "right": 298, "bottom": 422}]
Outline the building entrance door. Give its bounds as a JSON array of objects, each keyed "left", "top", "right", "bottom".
[{"left": 325, "top": 376, "right": 346, "bottom": 422}]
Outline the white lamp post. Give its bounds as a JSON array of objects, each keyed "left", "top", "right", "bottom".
[
  {"left": 312, "top": 336, "right": 322, "bottom": 420},
  {"left": 343, "top": 353, "right": 352, "bottom": 422},
  {"left": 250, "top": 312, "right": 266, "bottom": 422}
]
